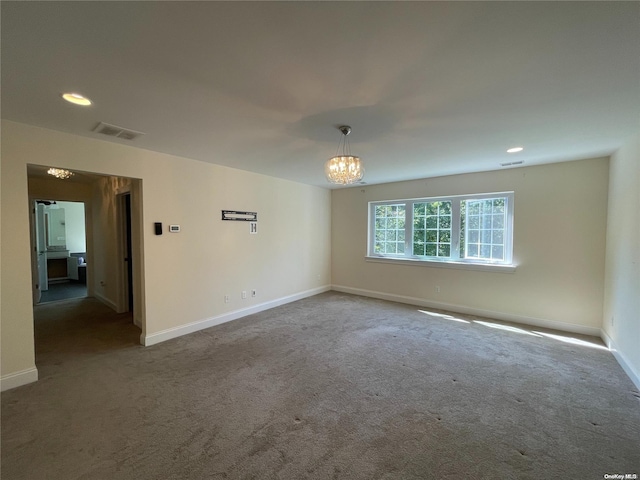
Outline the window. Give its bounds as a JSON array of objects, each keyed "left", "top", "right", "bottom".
[{"left": 369, "top": 192, "right": 514, "bottom": 266}]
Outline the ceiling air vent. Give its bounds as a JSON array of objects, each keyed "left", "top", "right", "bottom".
[
  {"left": 500, "top": 160, "right": 524, "bottom": 167},
  {"left": 93, "top": 122, "right": 145, "bottom": 141}
]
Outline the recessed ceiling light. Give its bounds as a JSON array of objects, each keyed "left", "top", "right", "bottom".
[
  {"left": 61, "top": 92, "right": 92, "bottom": 106},
  {"left": 507, "top": 147, "right": 524, "bottom": 153}
]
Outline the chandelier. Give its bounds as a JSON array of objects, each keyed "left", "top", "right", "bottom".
[
  {"left": 325, "top": 125, "right": 364, "bottom": 185},
  {"left": 47, "top": 168, "right": 74, "bottom": 180}
]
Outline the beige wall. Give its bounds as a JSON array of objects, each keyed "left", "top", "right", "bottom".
[
  {"left": 91, "top": 176, "right": 136, "bottom": 313},
  {"left": 1, "top": 121, "right": 331, "bottom": 387},
  {"left": 332, "top": 158, "right": 609, "bottom": 333},
  {"left": 603, "top": 132, "right": 640, "bottom": 387}
]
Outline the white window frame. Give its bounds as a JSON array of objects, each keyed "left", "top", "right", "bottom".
[{"left": 367, "top": 192, "right": 515, "bottom": 272}]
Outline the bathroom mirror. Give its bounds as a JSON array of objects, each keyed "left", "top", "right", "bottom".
[{"left": 45, "top": 207, "right": 66, "bottom": 248}]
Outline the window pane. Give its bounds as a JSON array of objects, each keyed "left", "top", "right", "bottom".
[
  {"left": 439, "top": 244, "right": 451, "bottom": 257},
  {"left": 463, "top": 197, "right": 508, "bottom": 261},
  {"left": 373, "top": 203, "right": 406, "bottom": 256},
  {"left": 413, "top": 201, "right": 451, "bottom": 258}
]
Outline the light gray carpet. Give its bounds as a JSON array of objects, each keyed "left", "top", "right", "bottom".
[{"left": 2, "top": 292, "right": 639, "bottom": 479}]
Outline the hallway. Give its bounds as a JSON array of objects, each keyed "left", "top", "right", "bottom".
[{"left": 34, "top": 297, "right": 141, "bottom": 371}]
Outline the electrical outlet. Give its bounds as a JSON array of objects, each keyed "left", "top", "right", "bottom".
[
  {"left": 241, "top": 291, "right": 247, "bottom": 299},
  {"left": 251, "top": 289, "right": 257, "bottom": 297},
  {"left": 435, "top": 286, "right": 441, "bottom": 294},
  {"left": 224, "top": 294, "right": 230, "bottom": 303}
]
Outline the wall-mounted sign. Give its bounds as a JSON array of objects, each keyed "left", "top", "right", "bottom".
[{"left": 222, "top": 210, "right": 257, "bottom": 222}]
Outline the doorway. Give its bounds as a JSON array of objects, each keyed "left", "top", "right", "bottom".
[
  {"left": 27, "top": 165, "right": 145, "bottom": 332},
  {"left": 31, "top": 200, "right": 88, "bottom": 304},
  {"left": 119, "top": 192, "right": 134, "bottom": 313}
]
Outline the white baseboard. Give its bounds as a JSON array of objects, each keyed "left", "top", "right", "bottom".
[
  {"left": 331, "top": 285, "right": 602, "bottom": 337},
  {"left": 600, "top": 329, "right": 640, "bottom": 391},
  {"left": 1, "top": 367, "right": 38, "bottom": 392},
  {"left": 93, "top": 292, "right": 118, "bottom": 312},
  {"left": 142, "top": 285, "right": 331, "bottom": 346}
]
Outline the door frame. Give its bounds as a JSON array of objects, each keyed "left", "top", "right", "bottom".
[{"left": 115, "top": 184, "right": 144, "bottom": 330}]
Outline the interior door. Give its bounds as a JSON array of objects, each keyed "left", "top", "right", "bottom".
[{"left": 35, "top": 203, "right": 48, "bottom": 294}]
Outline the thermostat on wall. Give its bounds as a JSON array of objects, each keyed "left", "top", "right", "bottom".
[{"left": 169, "top": 225, "right": 180, "bottom": 233}]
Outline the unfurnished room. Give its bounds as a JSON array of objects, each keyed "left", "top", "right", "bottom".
[{"left": 1, "top": 2, "right": 639, "bottom": 479}]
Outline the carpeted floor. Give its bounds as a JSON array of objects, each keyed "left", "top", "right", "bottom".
[{"left": 2, "top": 292, "right": 639, "bottom": 479}]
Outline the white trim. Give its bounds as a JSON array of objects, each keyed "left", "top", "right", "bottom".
[
  {"left": 93, "top": 292, "right": 118, "bottom": 312},
  {"left": 331, "top": 285, "right": 602, "bottom": 337},
  {"left": 365, "top": 256, "right": 517, "bottom": 273},
  {"left": 1, "top": 367, "right": 38, "bottom": 391},
  {"left": 142, "top": 286, "right": 331, "bottom": 346},
  {"left": 600, "top": 329, "right": 640, "bottom": 391}
]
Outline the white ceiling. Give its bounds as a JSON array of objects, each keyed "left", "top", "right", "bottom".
[{"left": 2, "top": 1, "right": 639, "bottom": 188}]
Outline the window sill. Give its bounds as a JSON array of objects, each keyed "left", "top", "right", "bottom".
[{"left": 365, "top": 256, "right": 517, "bottom": 273}]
